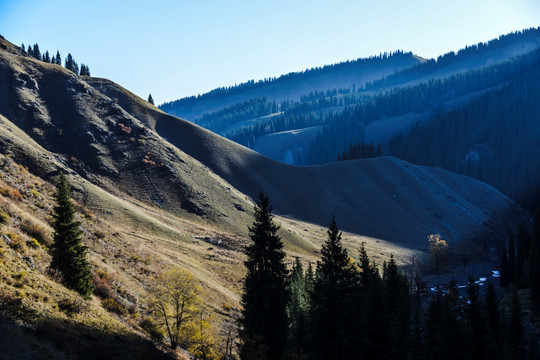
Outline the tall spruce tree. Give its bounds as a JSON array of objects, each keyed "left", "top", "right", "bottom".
[
  {"left": 239, "top": 192, "right": 289, "bottom": 360},
  {"left": 64, "top": 53, "right": 79, "bottom": 74},
  {"left": 506, "top": 290, "right": 525, "bottom": 359},
  {"left": 530, "top": 209, "right": 540, "bottom": 313},
  {"left": 484, "top": 283, "right": 502, "bottom": 359},
  {"left": 286, "top": 257, "right": 309, "bottom": 359},
  {"left": 516, "top": 224, "right": 531, "bottom": 288},
  {"left": 508, "top": 235, "right": 517, "bottom": 285},
  {"left": 464, "top": 278, "right": 487, "bottom": 360},
  {"left": 383, "top": 255, "right": 410, "bottom": 359},
  {"left": 309, "top": 216, "right": 360, "bottom": 360},
  {"left": 148, "top": 94, "right": 155, "bottom": 105},
  {"left": 55, "top": 50, "right": 62, "bottom": 65},
  {"left": 50, "top": 172, "right": 93, "bottom": 298}
]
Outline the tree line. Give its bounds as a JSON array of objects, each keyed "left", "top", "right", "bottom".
[
  {"left": 239, "top": 193, "right": 540, "bottom": 360},
  {"left": 21, "top": 42, "right": 90, "bottom": 76},
  {"left": 364, "top": 27, "right": 540, "bottom": 91},
  {"left": 159, "top": 51, "right": 415, "bottom": 113}
]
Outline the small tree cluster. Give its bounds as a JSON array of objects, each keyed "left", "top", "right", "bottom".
[
  {"left": 337, "top": 142, "right": 383, "bottom": 161},
  {"left": 20, "top": 42, "right": 90, "bottom": 76}
]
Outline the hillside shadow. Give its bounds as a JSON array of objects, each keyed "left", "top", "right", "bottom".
[{"left": 0, "top": 315, "right": 176, "bottom": 360}]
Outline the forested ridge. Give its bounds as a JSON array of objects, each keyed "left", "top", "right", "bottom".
[
  {"left": 170, "top": 28, "right": 540, "bottom": 210},
  {"left": 159, "top": 51, "right": 418, "bottom": 113},
  {"left": 385, "top": 58, "right": 540, "bottom": 211}
]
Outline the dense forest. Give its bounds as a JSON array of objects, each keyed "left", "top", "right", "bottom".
[
  {"left": 385, "top": 57, "right": 540, "bottom": 211},
  {"left": 240, "top": 194, "right": 540, "bottom": 360}
]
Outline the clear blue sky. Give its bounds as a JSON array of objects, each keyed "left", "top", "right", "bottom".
[{"left": 1, "top": 0, "right": 539, "bottom": 104}]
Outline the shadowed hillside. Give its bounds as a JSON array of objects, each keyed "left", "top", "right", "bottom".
[{"left": 84, "top": 76, "right": 527, "bottom": 250}]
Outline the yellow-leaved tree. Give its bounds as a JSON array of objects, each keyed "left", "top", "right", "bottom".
[
  {"left": 184, "top": 310, "right": 220, "bottom": 360},
  {"left": 149, "top": 267, "right": 200, "bottom": 349},
  {"left": 428, "top": 234, "right": 449, "bottom": 270}
]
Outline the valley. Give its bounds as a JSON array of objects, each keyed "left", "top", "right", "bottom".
[{"left": 0, "top": 24, "right": 538, "bottom": 359}]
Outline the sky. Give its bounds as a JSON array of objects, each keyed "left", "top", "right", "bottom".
[{"left": 1, "top": 0, "right": 539, "bottom": 104}]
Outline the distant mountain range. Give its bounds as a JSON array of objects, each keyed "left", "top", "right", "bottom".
[{"left": 159, "top": 28, "right": 540, "bottom": 210}]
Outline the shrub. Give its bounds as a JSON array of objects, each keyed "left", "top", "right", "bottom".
[
  {"left": 0, "top": 293, "right": 37, "bottom": 324},
  {"left": 0, "top": 212, "right": 9, "bottom": 224},
  {"left": 20, "top": 221, "right": 50, "bottom": 245},
  {"left": 30, "top": 189, "right": 40, "bottom": 198},
  {"left": 27, "top": 238, "right": 41, "bottom": 249},
  {"left": 58, "top": 297, "right": 84, "bottom": 315},
  {"left": 103, "top": 298, "right": 128, "bottom": 316},
  {"left": 92, "top": 270, "right": 114, "bottom": 299},
  {"left": 7, "top": 233, "right": 27, "bottom": 253},
  {"left": 13, "top": 271, "right": 30, "bottom": 287},
  {"left": 0, "top": 187, "right": 23, "bottom": 201},
  {"left": 139, "top": 317, "right": 164, "bottom": 341}
]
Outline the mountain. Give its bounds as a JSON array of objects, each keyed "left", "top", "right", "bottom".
[
  {"left": 0, "top": 33, "right": 528, "bottom": 246},
  {"left": 160, "top": 51, "right": 424, "bottom": 120},
  {"left": 157, "top": 28, "right": 540, "bottom": 212},
  {"left": 0, "top": 34, "right": 531, "bottom": 357},
  {"left": 80, "top": 68, "right": 525, "bottom": 252},
  {"left": 158, "top": 28, "right": 540, "bottom": 169}
]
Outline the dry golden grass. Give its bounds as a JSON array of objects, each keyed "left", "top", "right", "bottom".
[{"left": 0, "top": 149, "right": 427, "bottom": 358}]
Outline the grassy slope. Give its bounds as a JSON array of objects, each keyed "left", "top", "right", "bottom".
[
  {"left": 0, "top": 36, "right": 531, "bottom": 356},
  {"left": 87, "top": 77, "right": 526, "bottom": 249}
]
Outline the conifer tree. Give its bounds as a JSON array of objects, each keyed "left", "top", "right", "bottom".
[
  {"left": 55, "top": 51, "right": 62, "bottom": 65},
  {"left": 304, "top": 262, "right": 314, "bottom": 293},
  {"left": 516, "top": 224, "right": 530, "bottom": 288},
  {"left": 239, "top": 192, "right": 289, "bottom": 360},
  {"left": 508, "top": 234, "right": 516, "bottom": 285},
  {"left": 32, "top": 43, "right": 41, "bottom": 60},
  {"left": 64, "top": 53, "right": 79, "bottom": 74},
  {"left": 309, "top": 216, "right": 360, "bottom": 360},
  {"left": 79, "top": 64, "right": 90, "bottom": 76},
  {"left": 485, "top": 283, "right": 502, "bottom": 358},
  {"left": 383, "top": 255, "right": 410, "bottom": 359},
  {"left": 501, "top": 247, "right": 509, "bottom": 287},
  {"left": 530, "top": 209, "right": 540, "bottom": 313},
  {"left": 148, "top": 94, "right": 155, "bottom": 105},
  {"left": 464, "top": 278, "right": 486, "bottom": 359},
  {"left": 50, "top": 172, "right": 93, "bottom": 298},
  {"left": 506, "top": 290, "right": 525, "bottom": 359},
  {"left": 286, "top": 257, "right": 309, "bottom": 358}
]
